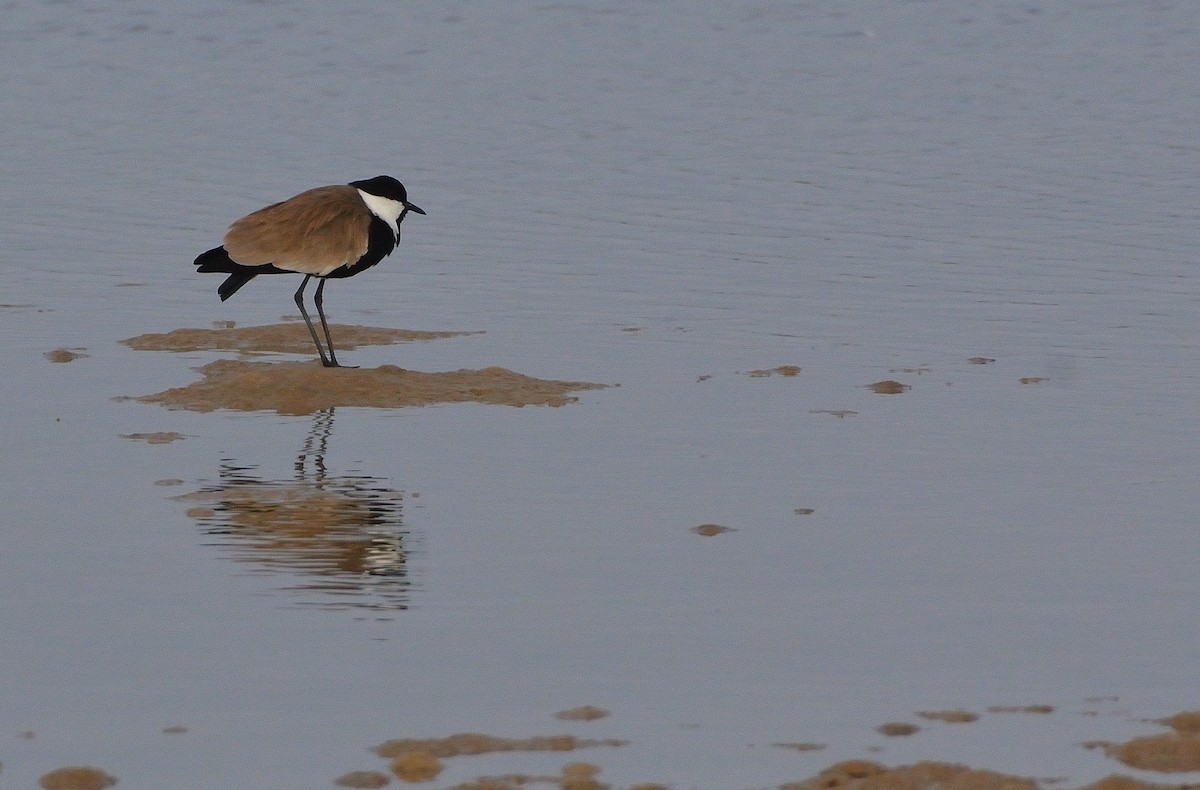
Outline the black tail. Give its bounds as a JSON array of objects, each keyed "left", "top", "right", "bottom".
[{"left": 194, "top": 246, "right": 257, "bottom": 301}]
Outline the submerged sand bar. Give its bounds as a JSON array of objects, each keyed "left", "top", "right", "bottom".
[
  {"left": 124, "top": 322, "right": 605, "bottom": 413},
  {"left": 134, "top": 360, "right": 606, "bottom": 414}
]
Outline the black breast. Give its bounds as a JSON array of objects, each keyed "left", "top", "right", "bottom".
[{"left": 325, "top": 217, "right": 398, "bottom": 279}]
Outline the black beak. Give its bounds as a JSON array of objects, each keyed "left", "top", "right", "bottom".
[{"left": 406, "top": 203, "right": 426, "bottom": 216}]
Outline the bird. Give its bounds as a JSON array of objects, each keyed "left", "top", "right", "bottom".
[{"left": 194, "top": 175, "right": 425, "bottom": 367}]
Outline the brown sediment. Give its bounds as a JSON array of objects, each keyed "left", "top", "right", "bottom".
[
  {"left": 561, "top": 763, "right": 605, "bottom": 790},
  {"left": 967, "top": 357, "right": 996, "bottom": 365},
  {"left": 774, "top": 742, "right": 827, "bottom": 752},
  {"left": 876, "top": 722, "right": 920, "bottom": 737},
  {"left": 45, "top": 348, "right": 88, "bottom": 363},
  {"left": 1089, "top": 710, "right": 1200, "bottom": 773},
  {"left": 121, "top": 323, "right": 479, "bottom": 354},
  {"left": 1079, "top": 776, "right": 1200, "bottom": 790},
  {"left": 783, "top": 760, "right": 1039, "bottom": 790},
  {"left": 437, "top": 776, "right": 559, "bottom": 790},
  {"left": 373, "top": 734, "right": 625, "bottom": 760},
  {"left": 389, "top": 750, "right": 442, "bottom": 782},
  {"left": 785, "top": 759, "right": 885, "bottom": 789},
  {"left": 335, "top": 771, "right": 392, "bottom": 788},
  {"left": 987, "top": 705, "right": 1055, "bottom": 714},
  {"left": 747, "top": 365, "right": 801, "bottom": 377},
  {"left": 38, "top": 767, "right": 118, "bottom": 790},
  {"left": 691, "top": 523, "right": 734, "bottom": 536},
  {"left": 1019, "top": 377, "right": 1048, "bottom": 385},
  {"left": 122, "top": 431, "right": 185, "bottom": 444},
  {"left": 436, "top": 764, "right": 611, "bottom": 790},
  {"left": 1105, "top": 732, "right": 1200, "bottom": 773},
  {"left": 868, "top": 380, "right": 909, "bottom": 394},
  {"left": 554, "top": 706, "right": 610, "bottom": 722},
  {"left": 440, "top": 780, "right": 529, "bottom": 790},
  {"left": 916, "top": 710, "right": 979, "bottom": 723},
  {"left": 1161, "top": 712, "right": 1200, "bottom": 734},
  {"left": 780, "top": 761, "right": 1200, "bottom": 790},
  {"left": 130, "top": 360, "right": 606, "bottom": 414}
]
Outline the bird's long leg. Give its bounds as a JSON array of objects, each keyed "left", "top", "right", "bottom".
[
  {"left": 312, "top": 278, "right": 342, "bottom": 368},
  {"left": 294, "top": 275, "right": 333, "bottom": 367}
]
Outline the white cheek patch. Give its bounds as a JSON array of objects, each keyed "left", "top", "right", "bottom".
[{"left": 357, "top": 189, "right": 403, "bottom": 240}]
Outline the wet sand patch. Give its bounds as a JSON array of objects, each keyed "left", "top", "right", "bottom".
[
  {"left": 747, "top": 365, "right": 801, "bottom": 377},
  {"left": 334, "top": 771, "right": 391, "bottom": 788},
  {"left": 555, "top": 706, "right": 610, "bottom": 722},
  {"left": 783, "top": 759, "right": 1039, "bottom": 790},
  {"left": 23, "top": 705, "right": 1200, "bottom": 790},
  {"left": 427, "top": 763, "right": 610, "bottom": 790},
  {"left": 868, "top": 380, "right": 910, "bottom": 394},
  {"left": 131, "top": 360, "right": 606, "bottom": 414},
  {"left": 917, "top": 709, "right": 979, "bottom": 723},
  {"left": 877, "top": 722, "right": 920, "bottom": 736},
  {"left": 1080, "top": 777, "right": 1199, "bottom": 790},
  {"left": 45, "top": 348, "right": 88, "bottom": 363},
  {"left": 357, "top": 733, "right": 626, "bottom": 785},
  {"left": 122, "top": 431, "right": 185, "bottom": 444},
  {"left": 691, "top": 523, "right": 735, "bottom": 536},
  {"left": 390, "top": 749, "right": 443, "bottom": 782},
  {"left": 372, "top": 733, "right": 626, "bottom": 760},
  {"left": 1104, "top": 710, "right": 1200, "bottom": 772},
  {"left": 988, "top": 705, "right": 1056, "bottom": 714},
  {"left": 1106, "top": 736, "right": 1200, "bottom": 772},
  {"left": 122, "top": 322, "right": 480, "bottom": 354},
  {"left": 1160, "top": 713, "right": 1200, "bottom": 734},
  {"left": 774, "top": 742, "right": 827, "bottom": 752},
  {"left": 38, "top": 766, "right": 117, "bottom": 790},
  {"left": 784, "top": 760, "right": 1200, "bottom": 790}
]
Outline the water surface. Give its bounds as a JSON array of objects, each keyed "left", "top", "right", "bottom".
[{"left": 2, "top": 1, "right": 1199, "bottom": 787}]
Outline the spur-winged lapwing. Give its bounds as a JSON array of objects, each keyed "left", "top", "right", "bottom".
[{"left": 194, "top": 175, "right": 425, "bottom": 367}]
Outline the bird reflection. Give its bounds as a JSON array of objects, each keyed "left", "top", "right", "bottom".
[{"left": 178, "top": 408, "right": 415, "bottom": 612}]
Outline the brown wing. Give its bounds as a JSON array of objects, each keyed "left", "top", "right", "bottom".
[{"left": 223, "top": 185, "right": 371, "bottom": 275}]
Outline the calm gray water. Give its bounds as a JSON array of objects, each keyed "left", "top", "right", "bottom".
[{"left": 2, "top": 1, "right": 1199, "bottom": 787}]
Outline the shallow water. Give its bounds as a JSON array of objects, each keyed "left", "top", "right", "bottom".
[{"left": 3, "top": 1, "right": 1200, "bottom": 787}]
